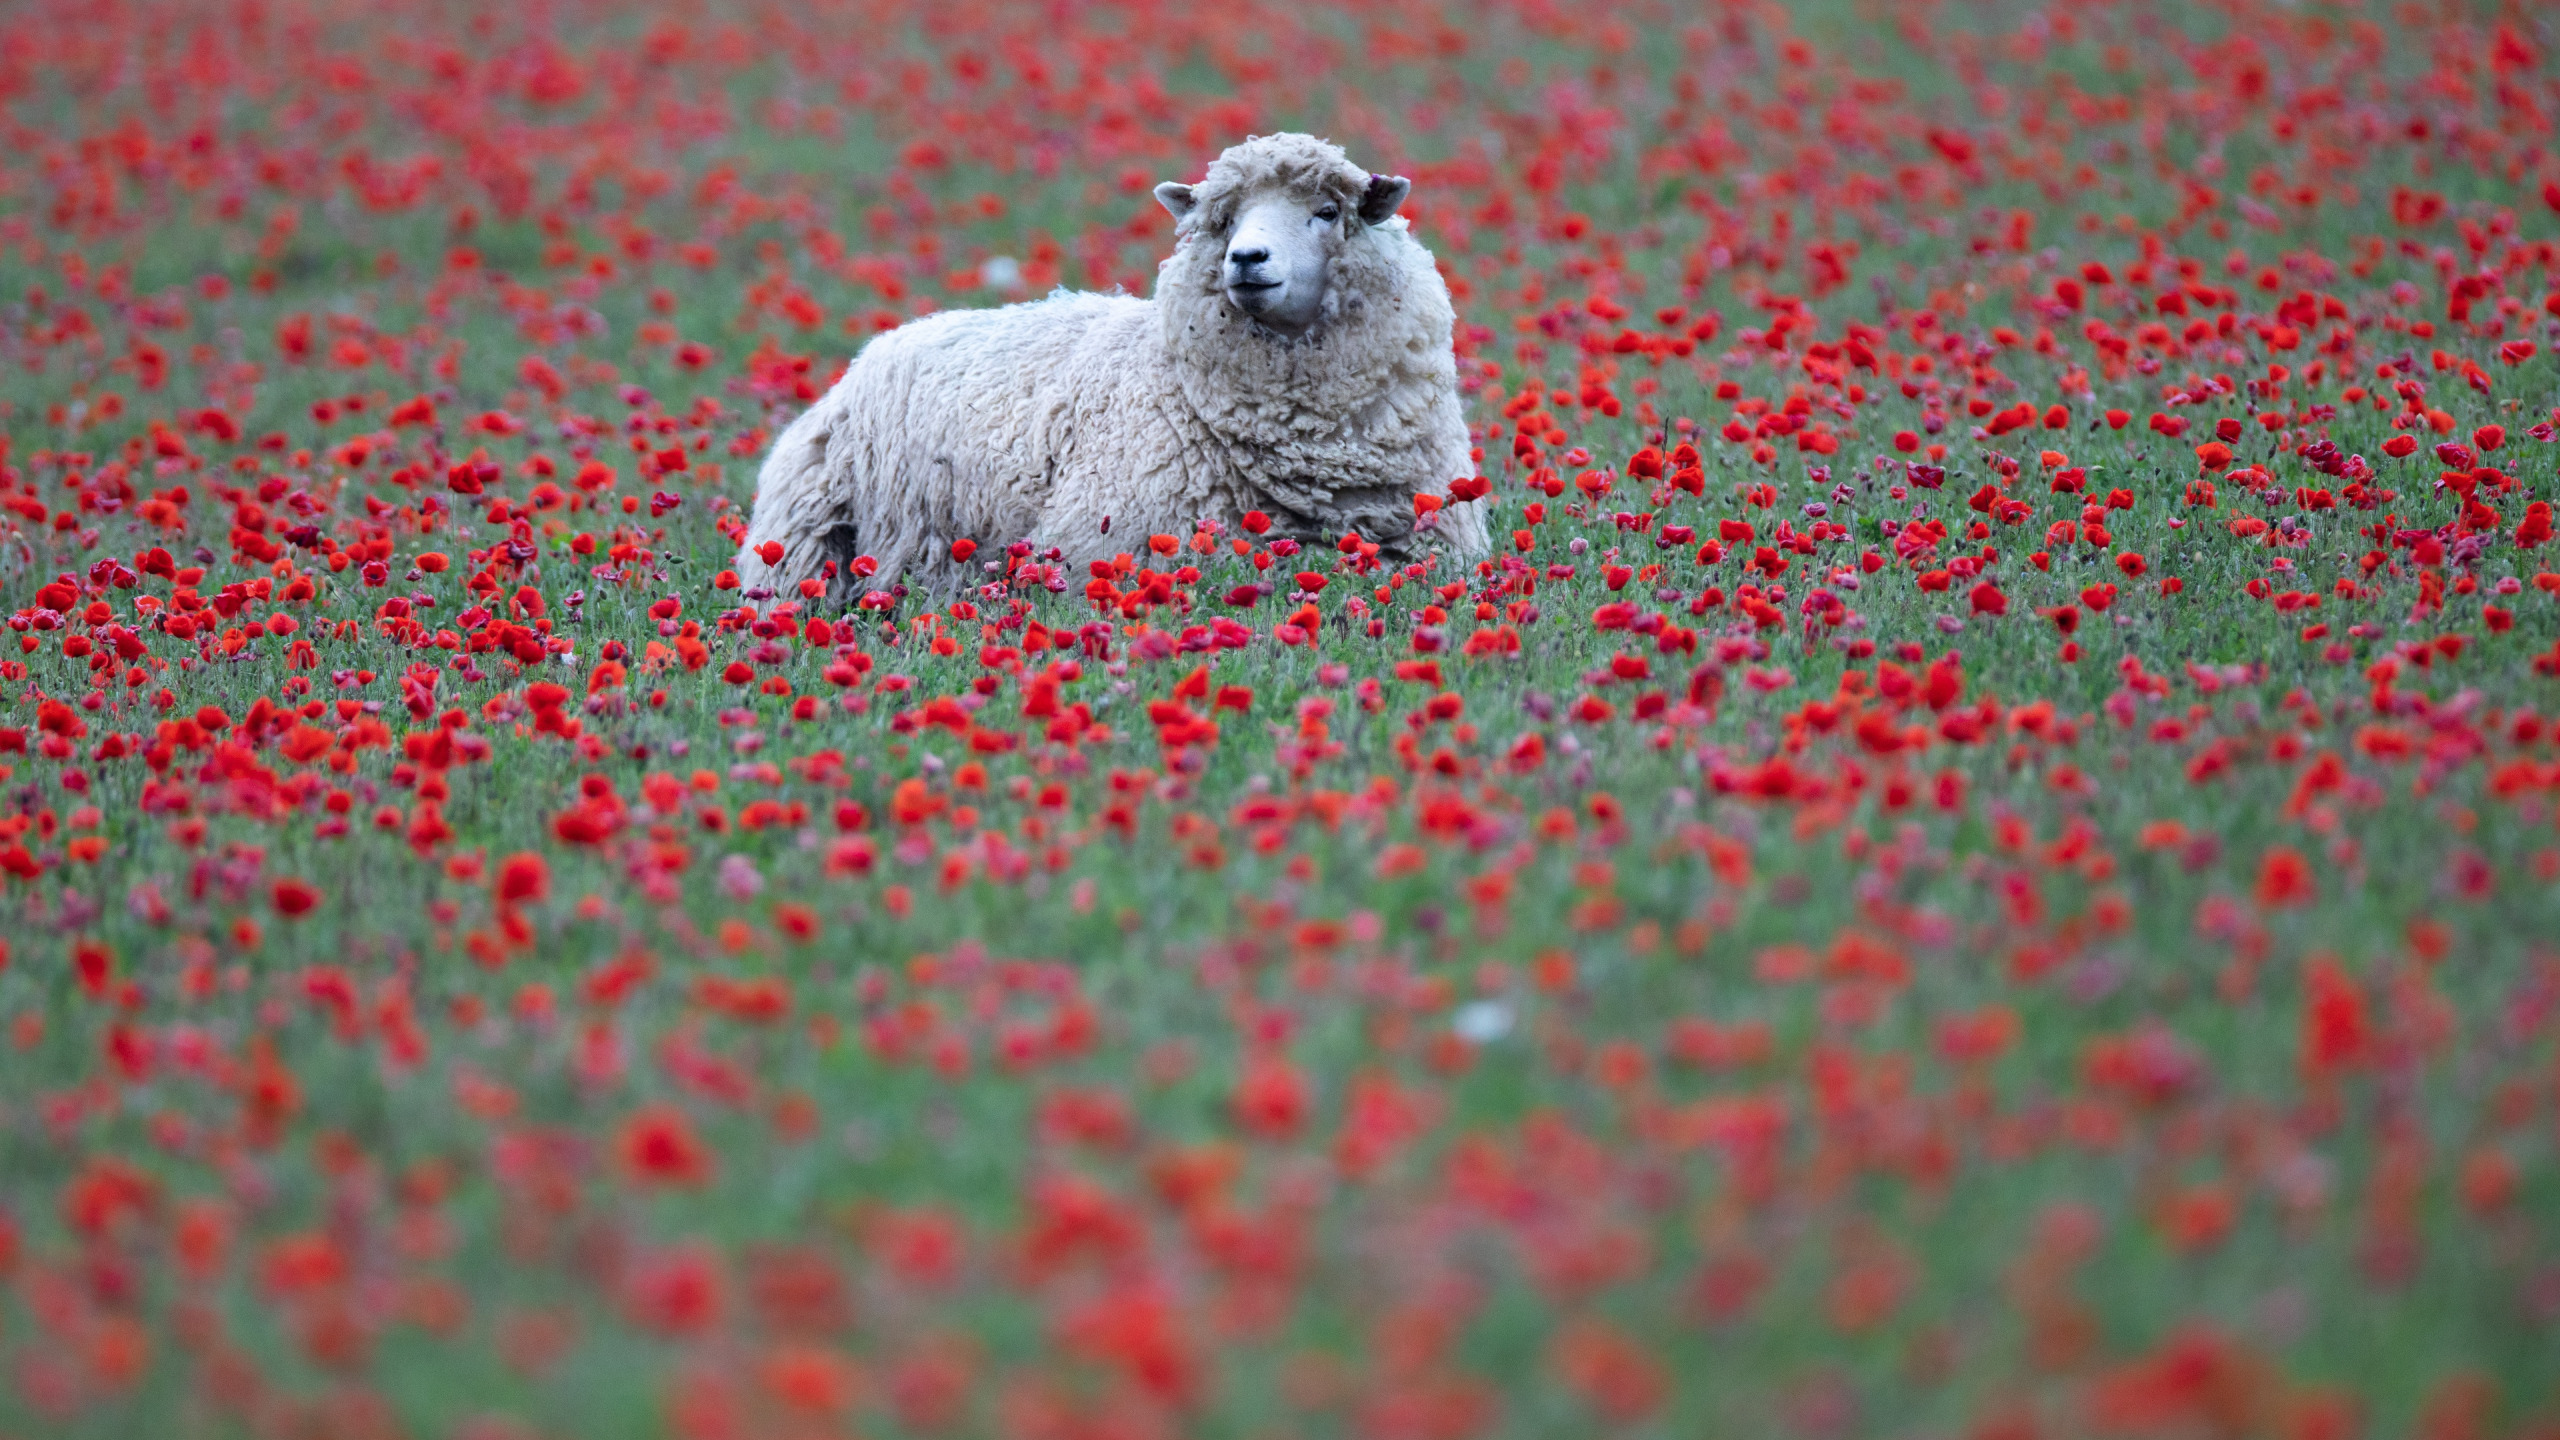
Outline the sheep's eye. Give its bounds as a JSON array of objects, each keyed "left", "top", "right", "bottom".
[{"left": 1315, "top": 205, "right": 1340, "bottom": 223}]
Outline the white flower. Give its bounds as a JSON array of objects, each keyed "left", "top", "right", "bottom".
[{"left": 1452, "top": 1000, "right": 1513, "bottom": 1044}]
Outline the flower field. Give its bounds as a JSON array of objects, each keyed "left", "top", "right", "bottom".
[{"left": 4, "top": 0, "right": 2560, "bottom": 1434}]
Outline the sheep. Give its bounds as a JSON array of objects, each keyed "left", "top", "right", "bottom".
[{"left": 732, "top": 133, "right": 1490, "bottom": 600}]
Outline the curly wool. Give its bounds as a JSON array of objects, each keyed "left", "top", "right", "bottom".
[{"left": 734, "top": 133, "right": 1488, "bottom": 597}]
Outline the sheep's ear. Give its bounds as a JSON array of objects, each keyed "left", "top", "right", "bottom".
[
  {"left": 1357, "top": 174, "right": 1411, "bottom": 225},
  {"left": 1153, "top": 182, "right": 1196, "bottom": 221}
]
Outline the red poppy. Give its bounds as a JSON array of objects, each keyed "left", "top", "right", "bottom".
[
  {"left": 495, "top": 852, "right": 551, "bottom": 905},
  {"left": 1232, "top": 1057, "right": 1309, "bottom": 1139},
  {"left": 619, "top": 1103, "right": 716, "bottom": 1188},
  {"left": 2255, "top": 846, "right": 2316, "bottom": 909},
  {"left": 2301, "top": 955, "right": 2367, "bottom": 1073},
  {"left": 624, "top": 1244, "right": 723, "bottom": 1334},
  {"left": 271, "top": 877, "right": 322, "bottom": 918}
]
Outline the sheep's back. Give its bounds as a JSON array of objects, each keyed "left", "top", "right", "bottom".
[{"left": 830, "top": 292, "right": 1157, "bottom": 582}]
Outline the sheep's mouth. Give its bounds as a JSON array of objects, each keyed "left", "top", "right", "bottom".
[{"left": 1227, "top": 279, "right": 1281, "bottom": 296}]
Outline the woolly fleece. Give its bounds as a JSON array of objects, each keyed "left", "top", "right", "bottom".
[{"left": 734, "top": 133, "right": 1489, "bottom": 597}]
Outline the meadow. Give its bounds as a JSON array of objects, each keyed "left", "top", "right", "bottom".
[{"left": 2, "top": 0, "right": 2558, "bottom": 1435}]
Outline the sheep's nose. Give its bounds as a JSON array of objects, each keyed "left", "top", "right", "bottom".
[{"left": 1227, "top": 245, "right": 1270, "bottom": 267}]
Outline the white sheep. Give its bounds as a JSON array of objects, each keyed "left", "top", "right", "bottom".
[{"left": 733, "top": 133, "right": 1490, "bottom": 598}]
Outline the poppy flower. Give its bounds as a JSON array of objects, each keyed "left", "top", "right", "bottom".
[
  {"left": 495, "top": 852, "right": 551, "bottom": 905},
  {"left": 2300, "top": 956, "right": 2367, "bottom": 1073},
  {"left": 1232, "top": 1057, "right": 1309, "bottom": 1139},
  {"left": 618, "top": 1103, "right": 716, "bottom": 1188},
  {"left": 271, "top": 877, "right": 322, "bottom": 918},
  {"left": 762, "top": 1343, "right": 859, "bottom": 1415},
  {"left": 624, "top": 1244, "right": 724, "bottom": 1334},
  {"left": 2255, "top": 846, "right": 2316, "bottom": 908}
]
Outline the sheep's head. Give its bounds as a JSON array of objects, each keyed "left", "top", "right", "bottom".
[{"left": 1155, "top": 134, "right": 1409, "bottom": 338}]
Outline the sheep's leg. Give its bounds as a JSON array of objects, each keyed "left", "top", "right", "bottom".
[
  {"left": 736, "top": 404, "right": 840, "bottom": 596},
  {"left": 810, "top": 521, "right": 865, "bottom": 602}
]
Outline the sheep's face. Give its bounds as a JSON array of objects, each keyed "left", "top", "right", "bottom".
[
  {"left": 1157, "top": 169, "right": 1410, "bottom": 338},
  {"left": 1216, "top": 188, "right": 1340, "bottom": 335}
]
